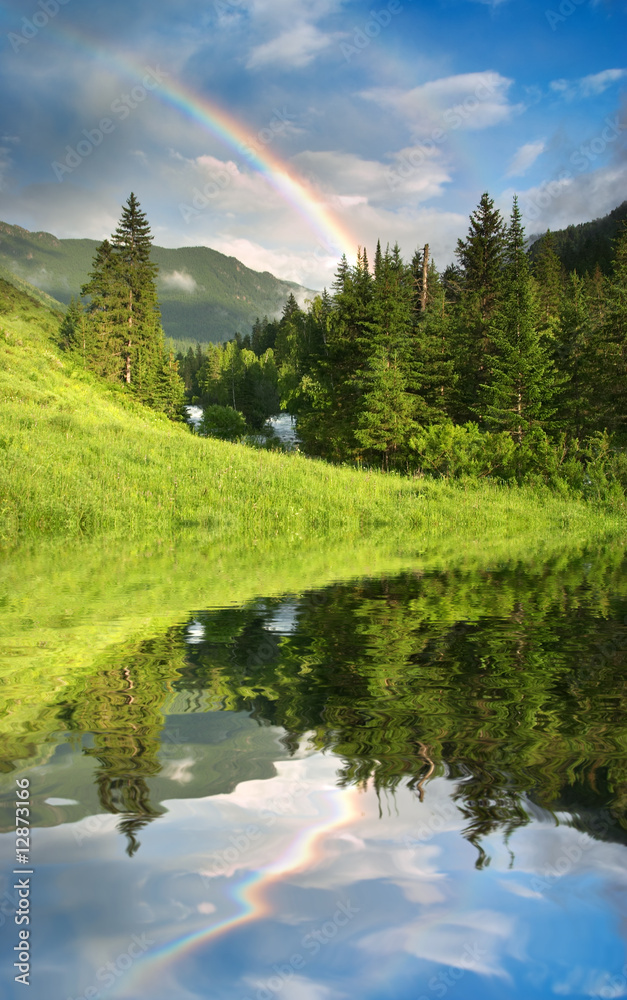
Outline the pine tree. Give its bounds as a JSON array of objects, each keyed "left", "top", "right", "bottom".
[
  {"left": 79, "top": 194, "right": 184, "bottom": 416},
  {"left": 411, "top": 263, "right": 457, "bottom": 423},
  {"left": 532, "top": 230, "right": 564, "bottom": 333},
  {"left": 354, "top": 352, "right": 417, "bottom": 470},
  {"left": 451, "top": 192, "right": 506, "bottom": 421},
  {"left": 554, "top": 272, "right": 594, "bottom": 437},
  {"left": 455, "top": 192, "right": 506, "bottom": 319},
  {"left": 594, "top": 223, "right": 627, "bottom": 432},
  {"left": 353, "top": 244, "right": 417, "bottom": 466},
  {"left": 59, "top": 296, "right": 93, "bottom": 366},
  {"left": 110, "top": 192, "right": 163, "bottom": 394},
  {"left": 80, "top": 239, "right": 126, "bottom": 378},
  {"left": 479, "top": 197, "right": 557, "bottom": 442}
]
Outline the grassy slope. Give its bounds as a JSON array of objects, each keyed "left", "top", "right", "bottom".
[
  {"left": 0, "top": 221, "right": 310, "bottom": 344},
  {"left": 1, "top": 276, "right": 625, "bottom": 544}
]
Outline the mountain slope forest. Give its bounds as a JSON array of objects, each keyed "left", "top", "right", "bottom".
[
  {"left": 180, "top": 193, "right": 627, "bottom": 487},
  {"left": 529, "top": 199, "right": 627, "bottom": 276},
  {"left": 0, "top": 219, "right": 310, "bottom": 346}
]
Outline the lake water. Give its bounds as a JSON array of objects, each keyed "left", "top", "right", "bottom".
[{"left": 0, "top": 541, "right": 625, "bottom": 999}]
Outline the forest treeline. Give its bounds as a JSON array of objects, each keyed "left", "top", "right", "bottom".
[
  {"left": 177, "top": 192, "right": 627, "bottom": 493},
  {"left": 529, "top": 199, "right": 627, "bottom": 277},
  {"left": 57, "top": 191, "right": 627, "bottom": 495}
]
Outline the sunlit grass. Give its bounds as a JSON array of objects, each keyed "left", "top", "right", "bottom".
[{"left": 1, "top": 278, "right": 625, "bottom": 544}]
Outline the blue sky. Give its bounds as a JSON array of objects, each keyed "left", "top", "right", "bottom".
[{"left": 0, "top": 0, "right": 625, "bottom": 288}]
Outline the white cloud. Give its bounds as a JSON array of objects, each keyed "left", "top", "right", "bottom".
[
  {"left": 581, "top": 68, "right": 627, "bottom": 96},
  {"left": 247, "top": 23, "right": 337, "bottom": 69},
  {"left": 294, "top": 148, "right": 450, "bottom": 206},
  {"left": 550, "top": 68, "right": 627, "bottom": 101},
  {"left": 506, "top": 139, "right": 546, "bottom": 177},
  {"left": 361, "top": 72, "right": 523, "bottom": 137},
  {"left": 359, "top": 909, "right": 514, "bottom": 979},
  {"left": 208, "top": 236, "right": 331, "bottom": 289},
  {"left": 511, "top": 158, "right": 627, "bottom": 233},
  {"left": 160, "top": 270, "right": 198, "bottom": 293}
]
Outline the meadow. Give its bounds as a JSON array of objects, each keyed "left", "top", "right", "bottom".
[{"left": 1, "top": 276, "right": 625, "bottom": 546}]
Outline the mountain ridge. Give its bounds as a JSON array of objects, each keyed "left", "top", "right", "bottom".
[
  {"left": 0, "top": 220, "right": 314, "bottom": 347},
  {"left": 528, "top": 200, "right": 627, "bottom": 276}
]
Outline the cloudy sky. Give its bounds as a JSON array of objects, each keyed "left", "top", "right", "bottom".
[{"left": 0, "top": 0, "right": 625, "bottom": 288}]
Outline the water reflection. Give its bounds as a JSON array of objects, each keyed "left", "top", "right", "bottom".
[{"left": 0, "top": 550, "right": 626, "bottom": 998}]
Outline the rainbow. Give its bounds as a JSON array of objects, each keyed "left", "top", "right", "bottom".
[
  {"left": 44, "top": 25, "right": 357, "bottom": 260},
  {"left": 114, "top": 784, "right": 362, "bottom": 996}
]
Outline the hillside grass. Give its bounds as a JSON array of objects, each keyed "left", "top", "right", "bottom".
[{"left": 0, "top": 276, "right": 625, "bottom": 545}]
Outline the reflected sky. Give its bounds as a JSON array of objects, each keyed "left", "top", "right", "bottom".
[
  {"left": 1, "top": 743, "right": 625, "bottom": 1000},
  {"left": 1, "top": 551, "right": 627, "bottom": 1000}
]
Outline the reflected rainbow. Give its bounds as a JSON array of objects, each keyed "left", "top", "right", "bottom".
[{"left": 114, "top": 785, "right": 362, "bottom": 995}]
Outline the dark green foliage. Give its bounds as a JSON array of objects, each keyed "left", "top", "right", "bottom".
[
  {"left": 529, "top": 200, "right": 627, "bottom": 277},
  {"left": 478, "top": 198, "right": 557, "bottom": 440},
  {"left": 256, "top": 194, "right": 626, "bottom": 491},
  {"left": 532, "top": 229, "right": 564, "bottom": 331},
  {"left": 74, "top": 195, "right": 185, "bottom": 418},
  {"left": 592, "top": 223, "right": 627, "bottom": 433},
  {"left": 450, "top": 192, "right": 506, "bottom": 421},
  {"left": 553, "top": 272, "right": 596, "bottom": 437},
  {"left": 200, "top": 404, "right": 247, "bottom": 441}
]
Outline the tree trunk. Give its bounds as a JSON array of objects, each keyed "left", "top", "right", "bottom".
[
  {"left": 421, "top": 244, "right": 429, "bottom": 312},
  {"left": 126, "top": 288, "right": 133, "bottom": 384}
]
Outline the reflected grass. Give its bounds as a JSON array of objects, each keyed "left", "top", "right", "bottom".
[{"left": 1, "top": 528, "right": 626, "bottom": 769}]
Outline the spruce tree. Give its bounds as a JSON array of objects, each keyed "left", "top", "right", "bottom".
[
  {"left": 79, "top": 194, "right": 184, "bottom": 415},
  {"left": 554, "top": 272, "right": 594, "bottom": 437},
  {"left": 110, "top": 192, "right": 163, "bottom": 394},
  {"left": 80, "top": 239, "right": 126, "bottom": 378},
  {"left": 594, "top": 223, "right": 627, "bottom": 433},
  {"left": 532, "top": 230, "right": 563, "bottom": 333},
  {"left": 451, "top": 192, "right": 506, "bottom": 421},
  {"left": 354, "top": 244, "right": 417, "bottom": 466},
  {"left": 479, "top": 197, "right": 557, "bottom": 442},
  {"left": 411, "top": 263, "right": 457, "bottom": 423}
]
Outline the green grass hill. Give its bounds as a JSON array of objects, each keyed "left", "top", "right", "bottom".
[
  {"left": 0, "top": 272, "right": 624, "bottom": 550},
  {"left": 0, "top": 220, "right": 313, "bottom": 347}
]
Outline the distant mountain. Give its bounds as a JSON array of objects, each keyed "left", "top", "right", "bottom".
[
  {"left": 528, "top": 201, "right": 627, "bottom": 276},
  {"left": 0, "top": 221, "right": 314, "bottom": 346}
]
